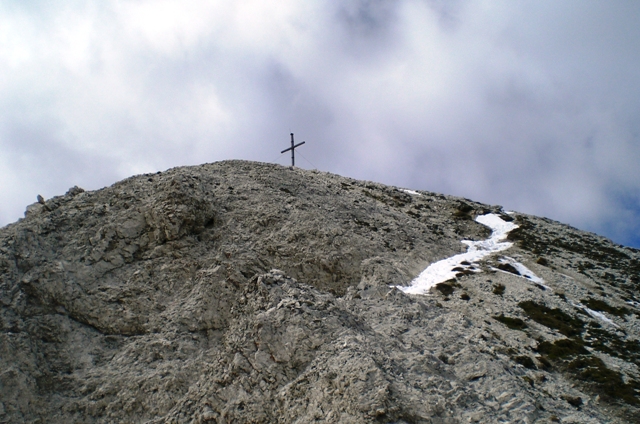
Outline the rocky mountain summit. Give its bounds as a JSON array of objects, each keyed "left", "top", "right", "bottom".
[{"left": 1, "top": 160, "right": 639, "bottom": 423}]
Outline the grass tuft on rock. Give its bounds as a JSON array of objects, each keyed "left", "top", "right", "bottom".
[
  {"left": 567, "top": 356, "right": 640, "bottom": 405},
  {"left": 581, "top": 297, "right": 630, "bottom": 317},
  {"left": 564, "top": 396, "right": 583, "bottom": 408},
  {"left": 536, "top": 338, "right": 588, "bottom": 360},
  {"left": 496, "top": 262, "right": 520, "bottom": 275},
  {"left": 536, "top": 257, "right": 549, "bottom": 266},
  {"left": 519, "top": 301, "right": 584, "bottom": 337},
  {"left": 493, "top": 314, "right": 527, "bottom": 331},
  {"left": 536, "top": 337, "right": 640, "bottom": 406},
  {"left": 583, "top": 324, "right": 640, "bottom": 363},
  {"left": 435, "top": 282, "right": 455, "bottom": 296},
  {"left": 513, "top": 355, "right": 537, "bottom": 369}
]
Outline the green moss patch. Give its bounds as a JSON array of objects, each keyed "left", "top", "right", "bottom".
[
  {"left": 536, "top": 338, "right": 588, "bottom": 360},
  {"left": 435, "top": 282, "right": 455, "bottom": 296},
  {"left": 498, "top": 213, "right": 514, "bottom": 222},
  {"left": 493, "top": 314, "right": 527, "bottom": 331},
  {"left": 362, "top": 189, "right": 410, "bottom": 208},
  {"left": 563, "top": 396, "right": 583, "bottom": 408},
  {"left": 536, "top": 257, "right": 549, "bottom": 266},
  {"left": 493, "top": 284, "right": 505, "bottom": 296},
  {"left": 536, "top": 356, "right": 552, "bottom": 370},
  {"left": 519, "top": 301, "right": 584, "bottom": 337},
  {"left": 452, "top": 202, "right": 474, "bottom": 220},
  {"left": 506, "top": 215, "right": 640, "bottom": 294},
  {"left": 496, "top": 262, "right": 520, "bottom": 275},
  {"left": 581, "top": 298, "right": 630, "bottom": 317},
  {"left": 513, "top": 355, "right": 537, "bottom": 369},
  {"left": 567, "top": 356, "right": 640, "bottom": 405},
  {"left": 583, "top": 324, "right": 640, "bottom": 364},
  {"left": 535, "top": 335, "right": 640, "bottom": 406}
]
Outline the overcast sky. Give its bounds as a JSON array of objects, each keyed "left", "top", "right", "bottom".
[{"left": 2, "top": 1, "right": 640, "bottom": 248}]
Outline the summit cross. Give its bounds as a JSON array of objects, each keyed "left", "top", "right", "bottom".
[{"left": 281, "top": 133, "right": 305, "bottom": 167}]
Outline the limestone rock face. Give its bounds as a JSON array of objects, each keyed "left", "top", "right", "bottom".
[{"left": 1, "top": 160, "right": 639, "bottom": 423}]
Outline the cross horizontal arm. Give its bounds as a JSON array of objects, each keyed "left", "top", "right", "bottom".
[{"left": 281, "top": 141, "right": 305, "bottom": 154}]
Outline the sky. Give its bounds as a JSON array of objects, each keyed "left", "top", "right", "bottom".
[{"left": 1, "top": 1, "right": 640, "bottom": 248}]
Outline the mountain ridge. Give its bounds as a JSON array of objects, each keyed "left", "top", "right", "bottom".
[{"left": 1, "top": 160, "right": 639, "bottom": 423}]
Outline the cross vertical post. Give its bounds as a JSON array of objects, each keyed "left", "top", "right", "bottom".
[
  {"left": 289, "top": 133, "right": 295, "bottom": 167},
  {"left": 281, "top": 133, "right": 305, "bottom": 167}
]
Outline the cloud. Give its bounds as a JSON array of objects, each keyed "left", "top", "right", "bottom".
[{"left": 1, "top": 0, "right": 639, "bottom": 247}]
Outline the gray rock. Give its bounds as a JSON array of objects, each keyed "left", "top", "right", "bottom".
[{"left": 1, "top": 160, "right": 639, "bottom": 423}]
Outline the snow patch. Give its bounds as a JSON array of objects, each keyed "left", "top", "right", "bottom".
[
  {"left": 400, "top": 189, "right": 420, "bottom": 196},
  {"left": 572, "top": 302, "right": 619, "bottom": 327},
  {"left": 397, "top": 213, "right": 517, "bottom": 295},
  {"left": 395, "top": 211, "right": 621, "bottom": 329},
  {"left": 495, "top": 256, "right": 550, "bottom": 289},
  {"left": 626, "top": 300, "right": 640, "bottom": 309}
]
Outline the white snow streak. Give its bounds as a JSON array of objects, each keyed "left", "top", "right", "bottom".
[
  {"left": 398, "top": 213, "right": 517, "bottom": 294},
  {"left": 572, "top": 302, "right": 619, "bottom": 327},
  {"left": 395, "top": 211, "right": 623, "bottom": 327},
  {"left": 400, "top": 189, "right": 420, "bottom": 196},
  {"left": 495, "top": 256, "right": 550, "bottom": 288}
]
